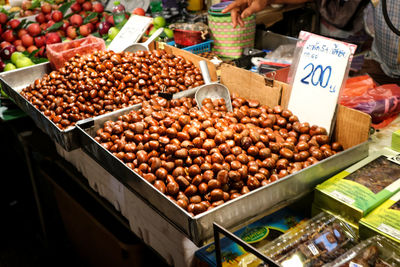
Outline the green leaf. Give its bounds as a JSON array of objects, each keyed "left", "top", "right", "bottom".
[
  {"left": 31, "top": 57, "right": 49, "bottom": 64},
  {"left": 91, "top": 32, "right": 101, "bottom": 38},
  {"left": 64, "top": 13, "right": 73, "bottom": 20},
  {"left": 113, "top": 13, "right": 125, "bottom": 27},
  {"left": 28, "top": 49, "right": 40, "bottom": 58},
  {"left": 30, "top": 0, "right": 41, "bottom": 10},
  {"left": 83, "top": 12, "right": 98, "bottom": 24},
  {"left": 59, "top": 1, "right": 73, "bottom": 16},
  {"left": 46, "top": 21, "right": 64, "bottom": 32},
  {"left": 8, "top": 11, "right": 18, "bottom": 19}
]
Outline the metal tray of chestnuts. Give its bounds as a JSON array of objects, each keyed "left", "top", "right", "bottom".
[
  {"left": 76, "top": 90, "right": 370, "bottom": 246},
  {"left": 0, "top": 62, "right": 81, "bottom": 151}
]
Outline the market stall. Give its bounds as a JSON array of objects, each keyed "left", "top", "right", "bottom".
[{"left": 0, "top": 0, "right": 400, "bottom": 266}]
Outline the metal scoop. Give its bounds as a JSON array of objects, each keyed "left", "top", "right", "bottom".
[
  {"left": 123, "top": 27, "right": 164, "bottom": 53},
  {"left": 195, "top": 60, "right": 232, "bottom": 112}
]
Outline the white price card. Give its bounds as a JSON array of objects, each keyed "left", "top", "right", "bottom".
[
  {"left": 288, "top": 31, "right": 357, "bottom": 135},
  {"left": 108, "top": 15, "right": 153, "bottom": 53}
]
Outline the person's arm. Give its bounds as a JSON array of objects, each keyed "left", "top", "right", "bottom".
[{"left": 222, "top": 0, "right": 311, "bottom": 28}]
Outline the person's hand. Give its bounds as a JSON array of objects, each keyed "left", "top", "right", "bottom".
[{"left": 222, "top": 0, "right": 269, "bottom": 28}]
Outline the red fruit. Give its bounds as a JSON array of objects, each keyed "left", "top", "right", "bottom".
[
  {"left": 132, "top": 8, "right": 146, "bottom": 16},
  {"left": 8, "top": 19, "right": 20, "bottom": 29},
  {"left": 98, "top": 21, "right": 111, "bottom": 36},
  {"left": 51, "top": 10, "right": 63, "bottom": 22},
  {"left": 40, "top": 23, "right": 47, "bottom": 30},
  {"left": 27, "top": 45, "right": 38, "bottom": 53},
  {"left": 70, "top": 14, "right": 83, "bottom": 27},
  {"left": 2, "top": 30, "right": 16, "bottom": 43},
  {"left": 17, "top": 29, "right": 28, "bottom": 38},
  {"left": 92, "top": 3, "right": 104, "bottom": 13},
  {"left": 22, "top": 0, "right": 32, "bottom": 10},
  {"left": 0, "top": 41, "right": 11, "bottom": 49},
  {"left": 57, "top": 30, "right": 65, "bottom": 37},
  {"left": 0, "top": 60, "right": 5, "bottom": 71},
  {"left": 45, "top": 32, "right": 61, "bottom": 45},
  {"left": 66, "top": 26, "right": 77, "bottom": 39},
  {"left": 82, "top": 1, "right": 92, "bottom": 11},
  {"left": 35, "top": 13, "right": 46, "bottom": 24},
  {"left": 70, "top": 2, "right": 81, "bottom": 13},
  {"left": 79, "top": 11, "right": 87, "bottom": 18},
  {"left": 0, "top": 45, "right": 16, "bottom": 60},
  {"left": 85, "top": 23, "right": 94, "bottom": 32},
  {"left": 21, "top": 34, "right": 34, "bottom": 48},
  {"left": 34, "top": 35, "right": 46, "bottom": 48},
  {"left": 61, "top": 20, "right": 70, "bottom": 31},
  {"left": 16, "top": 45, "right": 25, "bottom": 52},
  {"left": 0, "top": 13, "right": 8, "bottom": 25},
  {"left": 76, "top": 0, "right": 85, "bottom": 4},
  {"left": 27, "top": 23, "right": 41, "bottom": 37},
  {"left": 106, "top": 15, "right": 114, "bottom": 26},
  {"left": 45, "top": 13, "right": 52, "bottom": 21},
  {"left": 47, "top": 20, "right": 55, "bottom": 28},
  {"left": 13, "top": 39, "right": 22, "bottom": 46},
  {"left": 0, "top": 26, "right": 2, "bottom": 36},
  {"left": 79, "top": 24, "right": 91, "bottom": 37},
  {"left": 41, "top": 3, "right": 52, "bottom": 14}
]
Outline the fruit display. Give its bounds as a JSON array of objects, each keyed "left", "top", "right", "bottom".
[
  {"left": 20, "top": 49, "right": 204, "bottom": 129},
  {"left": 92, "top": 93, "right": 343, "bottom": 215}
]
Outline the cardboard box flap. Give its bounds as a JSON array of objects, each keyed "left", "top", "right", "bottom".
[{"left": 220, "top": 64, "right": 281, "bottom": 108}]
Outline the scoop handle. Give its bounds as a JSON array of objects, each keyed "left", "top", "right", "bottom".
[
  {"left": 199, "top": 60, "right": 212, "bottom": 85},
  {"left": 143, "top": 27, "right": 164, "bottom": 47}
]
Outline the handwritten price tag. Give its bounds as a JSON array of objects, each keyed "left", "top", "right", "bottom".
[
  {"left": 288, "top": 31, "right": 356, "bottom": 135},
  {"left": 108, "top": 15, "right": 153, "bottom": 53}
]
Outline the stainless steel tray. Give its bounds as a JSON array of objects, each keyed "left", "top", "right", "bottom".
[
  {"left": 0, "top": 62, "right": 80, "bottom": 151},
  {"left": 77, "top": 104, "right": 369, "bottom": 246}
]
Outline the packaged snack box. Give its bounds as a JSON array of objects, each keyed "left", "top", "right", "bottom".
[
  {"left": 262, "top": 212, "right": 358, "bottom": 267},
  {"left": 359, "top": 190, "right": 400, "bottom": 244},
  {"left": 315, "top": 148, "right": 400, "bottom": 225},
  {"left": 194, "top": 208, "right": 304, "bottom": 267},
  {"left": 323, "top": 235, "right": 400, "bottom": 267}
]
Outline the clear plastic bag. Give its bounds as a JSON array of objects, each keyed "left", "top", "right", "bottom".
[
  {"left": 262, "top": 212, "right": 358, "bottom": 267},
  {"left": 340, "top": 75, "right": 400, "bottom": 125},
  {"left": 322, "top": 235, "right": 400, "bottom": 267}
]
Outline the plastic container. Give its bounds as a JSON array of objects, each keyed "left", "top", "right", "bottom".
[
  {"left": 167, "top": 40, "right": 213, "bottom": 54},
  {"left": 47, "top": 36, "right": 106, "bottom": 70},
  {"left": 187, "top": 0, "right": 203, "bottom": 11},
  {"left": 174, "top": 29, "right": 204, "bottom": 47},
  {"left": 262, "top": 212, "right": 359, "bottom": 267},
  {"left": 323, "top": 235, "right": 400, "bottom": 267}
]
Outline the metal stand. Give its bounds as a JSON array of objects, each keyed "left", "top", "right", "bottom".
[{"left": 213, "top": 222, "right": 279, "bottom": 267}]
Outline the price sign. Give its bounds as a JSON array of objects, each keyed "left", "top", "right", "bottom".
[
  {"left": 108, "top": 15, "right": 153, "bottom": 53},
  {"left": 288, "top": 31, "right": 357, "bottom": 135}
]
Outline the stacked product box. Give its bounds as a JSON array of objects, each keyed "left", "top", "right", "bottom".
[
  {"left": 195, "top": 208, "right": 305, "bottom": 267},
  {"left": 359, "top": 190, "right": 400, "bottom": 244},
  {"left": 314, "top": 148, "right": 400, "bottom": 226}
]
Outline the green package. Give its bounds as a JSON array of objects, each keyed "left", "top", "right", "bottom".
[
  {"left": 315, "top": 148, "right": 400, "bottom": 225},
  {"left": 359, "top": 191, "right": 400, "bottom": 244}
]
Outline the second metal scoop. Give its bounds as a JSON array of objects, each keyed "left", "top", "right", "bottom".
[
  {"left": 123, "top": 27, "right": 164, "bottom": 53},
  {"left": 195, "top": 60, "right": 232, "bottom": 112}
]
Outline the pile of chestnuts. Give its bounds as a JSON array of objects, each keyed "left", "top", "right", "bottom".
[
  {"left": 20, "top": 50, "right": 204, "bottom": 129},
  {"left": 94, "top": 95, "right": 343, "bottom": 216}
]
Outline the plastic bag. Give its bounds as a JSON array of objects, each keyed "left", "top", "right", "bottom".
[{"left": 340, "top": 75, "right": 400, "bottom": 125}]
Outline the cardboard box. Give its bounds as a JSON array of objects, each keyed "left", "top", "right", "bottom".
[
  {"left": 359, "top": 191, "right": 400, "bottom": 244},
  {"left": 195, "top": 208, "right": 305, "bottom": 267},
  {"left": 315, "top": 148, "right": 400, "bottom": 225}
]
